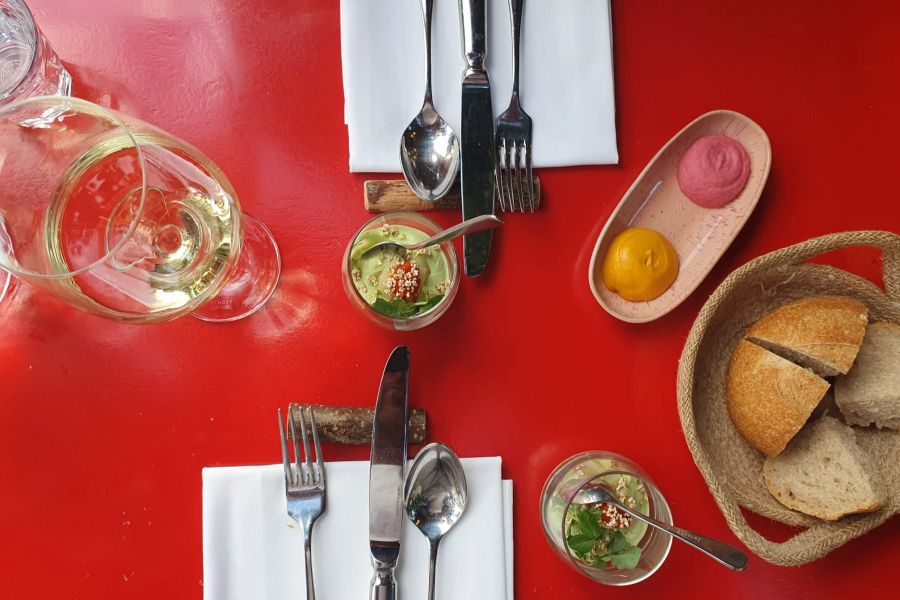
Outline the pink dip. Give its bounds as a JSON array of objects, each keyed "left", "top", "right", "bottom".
[{"left": 676, "top": 135, "right": 750, "bottom": 208}]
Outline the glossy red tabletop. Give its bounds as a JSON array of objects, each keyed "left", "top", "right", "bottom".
[{"left": 2, "top": 1, "right": 899, "bottom": 598}]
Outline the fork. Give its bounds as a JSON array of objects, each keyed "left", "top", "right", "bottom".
[
  {"left": 495, "top": 0, "right": 536, "bottom": 213},
  {"left": 278, "top": 404, "right": 326, "bottom": 600}
]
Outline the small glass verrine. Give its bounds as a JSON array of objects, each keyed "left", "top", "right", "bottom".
[
  {"left": 0, "top": 0, "right": 71, "bottom": 104},
  {"left": 342, "top": 212, "right": 459, "bottom": 331},
  {"left": 540, "top": 451, "right": 673, "bottom": 586}
]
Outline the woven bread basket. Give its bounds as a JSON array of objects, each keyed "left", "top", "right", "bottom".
[{"left": 677, "top": 230, "right": 900, "bottom": 566}]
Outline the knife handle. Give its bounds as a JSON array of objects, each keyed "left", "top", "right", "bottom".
[
  {"left": 370, "top": 565, "right": 397, "bottom": 600},
  {"left": 459, "top": 0, "right": 487, "bottom": 70}
]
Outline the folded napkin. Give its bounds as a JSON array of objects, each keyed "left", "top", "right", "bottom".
[
  {"left": 203, "top": 458, "right": 513, "bottom": 600},
  {"left": 340, "top": 0, "right": 617, "bottom": 172}
]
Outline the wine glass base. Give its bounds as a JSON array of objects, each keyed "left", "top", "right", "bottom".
[{"left": 191, "top": 213, "right": 281, "bottom": 323}]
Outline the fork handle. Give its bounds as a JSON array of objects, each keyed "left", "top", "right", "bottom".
[
  {"left": 303, "top": 530, "right": 316, "bottom": 600},
  {"left": 509, "top": 0, "right": 524, "bottom": 97}
]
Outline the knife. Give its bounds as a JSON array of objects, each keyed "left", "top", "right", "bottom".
[
  {"left": 459, "top": 0, "right": 495, "bottom": 277},
  {"left": 368, "top": 346, "right": 409, "bottom": 600}
]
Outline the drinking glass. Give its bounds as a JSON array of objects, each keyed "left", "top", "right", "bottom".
[
  {"left": 0, "top": 0, "right": 71, "bottom": 309},
  {"left": 540, "top": 451, "right": 673, "bottom": 586},
  {"left": 0, "top": 0, "right": 70, "bottom": 104},
  {"left": 0, "top": 96, "right": 280, "bottom": 323}
]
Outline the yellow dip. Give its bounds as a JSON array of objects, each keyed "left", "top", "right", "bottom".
[{"left": 601, "top": 227, "right": 679, "bottom": 301}]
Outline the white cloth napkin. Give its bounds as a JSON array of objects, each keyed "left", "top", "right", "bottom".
[
  {"left": 203, "top": 458, "right": 513, "bottom": 600},
  {"left": 340, "top": 0, "right": 617, "bottom": 172}
]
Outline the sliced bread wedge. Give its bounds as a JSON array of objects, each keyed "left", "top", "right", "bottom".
[
  {"left": 726, "top": 340, "right": 831, "bottom": 456},
  {"left": 835, "top": 322, "right": 900, "bottom": 430},
  {"left": 747, "top": 296, "right": 868, "bottom": 376},
  {"left": 763, "top": 416, "right": 886, "bottom": 520}
]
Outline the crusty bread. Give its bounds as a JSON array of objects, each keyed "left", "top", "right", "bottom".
[
  {"left": 726, "top": 340, "right": 831, "bottom": 456},
  {"left": 835, "top": 322, "right": 900, "bottom": 430},
  {"left": 746, "top": 296, "right": 868, "bottom": 376},
  {"left": 763, "top": 416, "right": 886, "bottom": 520}
]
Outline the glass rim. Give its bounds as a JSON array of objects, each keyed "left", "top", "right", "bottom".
[
  {"left": 559, "top": 469, "right": 673, "bottom": 586},
  {"left": 0, "top": 95, "right": 148, "bottom": 280},
  {"left": 0, "top": 0, "right": 41, "bottom": 102},
  {"left": 345, "top": 211, "right": 460, "bottom": 322}
]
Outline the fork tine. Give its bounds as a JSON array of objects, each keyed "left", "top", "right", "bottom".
[
  {"left": 524, "top": 142, "right": 536, "bottom": 212},
  {"left": 308, "top": 407, "right": 324, "bottom": 486},
  {"left": 497, "top": 138, "right": 508, "bottom": 212},
  {"left": 297, "top": 404, "right": 313, "bottom": 486},
  {"left": 503, "top": 140, "right": 516, "bottom": 212},
  {"left": 278, "top": 408, "right": 292, "bottom": 486},
  {"left": 288, "top": 404, "right": 304, "bottom": 485},
  {"left": 494, "top": 148, "right": 505, "bottom": 213},
  {"left": 513, "top": 141, "right": 525, "bottom": 213}
]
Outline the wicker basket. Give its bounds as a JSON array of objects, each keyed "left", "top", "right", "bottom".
[{"left": 677, "top": 230, "right": 900, "bottom": 566}]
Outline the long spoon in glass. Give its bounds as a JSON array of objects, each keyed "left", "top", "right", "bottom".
[
  {"left": 576, "top": 485, "right": 748, "bottom": 570},
  {"left": 361, "top": 214, "right": 502, "bottom": 258}
]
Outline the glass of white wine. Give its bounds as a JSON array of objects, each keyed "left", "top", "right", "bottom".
[{"left": 0, "top": 96, "right": 280, "bottom": 323}]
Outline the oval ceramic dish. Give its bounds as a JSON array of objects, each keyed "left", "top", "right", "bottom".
[{"left": 588, "top": 110, "right": 772, "bottom": 323}]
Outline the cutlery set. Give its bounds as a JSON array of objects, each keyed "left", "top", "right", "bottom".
[
  {"left": 401, "top": 0, "right": 538, "bottom": 278},
  {"left": 278, "top": 346, "right": 469, "bottom": 599}
]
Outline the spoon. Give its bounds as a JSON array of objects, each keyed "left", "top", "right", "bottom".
[
  {"left": 576, "top": 485, "right": 748, "bottom": 571},
  {"left": 404, "top": 442, "right": 468, "bottom": 600},
  {"left": 400, "top": 0, "right": 460, "bottom": 202},
  {"left": 361, "top": 214, "right": 502, "bottom": 258}
]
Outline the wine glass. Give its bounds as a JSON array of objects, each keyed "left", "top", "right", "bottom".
[{"left": 0, "top": 95, "right": 280, "bottom": 323}]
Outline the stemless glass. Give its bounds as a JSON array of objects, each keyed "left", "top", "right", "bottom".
[
  {"left": 342, "top": 212, "right": 460, "bottom": 331},
  {"left": 540, "top": 451, "right": 673, "bottom": 586},
  {"left": 0, "top": 96, "right": 280, "bottom": 323},
  {"left": 0, "top": 0, "right": 71, "bottom": 310},
  {"left": 0, "top": 0, "right": 70, "bottom": 104}
]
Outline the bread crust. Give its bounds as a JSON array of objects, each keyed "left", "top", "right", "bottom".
[
  {"left": 726, "top": 340, "right": 830, "bottom": 456},
  {"left": 746, "top": 296, "right": 868, "bottom": 375}
]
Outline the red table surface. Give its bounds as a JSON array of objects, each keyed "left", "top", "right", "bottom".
[{"left": 2, "top": 0, "right": 899, "bottom": 598}]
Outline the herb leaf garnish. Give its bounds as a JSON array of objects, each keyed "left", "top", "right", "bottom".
[
  {"left": 371, "top": 294, "right": 444, "bottom": 319},
  {"left": 565, "top": 503, "right": 644, "bottom": 570}
]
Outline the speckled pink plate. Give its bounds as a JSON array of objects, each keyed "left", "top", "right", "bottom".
[{"left": 588, "top": 110, "right": 772, "bottom": 323}]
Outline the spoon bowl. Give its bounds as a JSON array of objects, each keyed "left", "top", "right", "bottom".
[
  {"left": 404, "top": 442, "right": 468, "bottom": 599},
  {"left": 401, "top": 102, "right": 460, "bottom": 202}
]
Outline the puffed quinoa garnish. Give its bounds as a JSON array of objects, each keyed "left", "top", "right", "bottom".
[
  {"left": 599, "top": 503, "right": 632, "bottom": 530},
  {"left": 383, "top": 260, "right": 421, "bottom": 302}
]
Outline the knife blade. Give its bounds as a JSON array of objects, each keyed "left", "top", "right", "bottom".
[
  {"left": 459, "top": 0, "right": 495, "bottom": 277},
  {"left": 368, "top": 345, "right": 409, "bottom": 600}
]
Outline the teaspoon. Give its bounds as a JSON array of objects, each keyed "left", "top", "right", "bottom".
[
  {"left": 404, "top": 442, "right": 468, "bottom": 600},
  {"left": 400, "top": 0, "right": 460, "bottom": 202},
  {"left": 361, "top": 214, "right": 502, "bottom": 257},
  {"left": 576, "top": 485, "right": 748, "bottom": 571}
]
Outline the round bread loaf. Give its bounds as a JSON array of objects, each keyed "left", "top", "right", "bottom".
[
  {"left": 726, "top": 339, "right": 831, "bottom": 456},
  {"left": 746, "top": 296, "right": 868, "bottom": 376}
]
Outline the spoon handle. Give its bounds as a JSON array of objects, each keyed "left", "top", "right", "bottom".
[
  {"left": 421, "top": 0, "right": 434, "bottom": 104},
  {"left": 410, "top": 215, "right": 503, "bottom": 250},
  {"left": 611, "top": 500, "right": 748, "bottom": 571},
  {"left": 427, "top": 538, "right": 441, "bottom": 600}
]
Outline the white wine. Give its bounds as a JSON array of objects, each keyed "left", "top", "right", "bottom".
[{"left": 44, "top": 132, "right": 241, "bottom": 320}]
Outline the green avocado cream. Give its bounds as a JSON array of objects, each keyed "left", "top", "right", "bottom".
[{"left": 349, "top": 224, "right": 450, "bottom": 318}]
